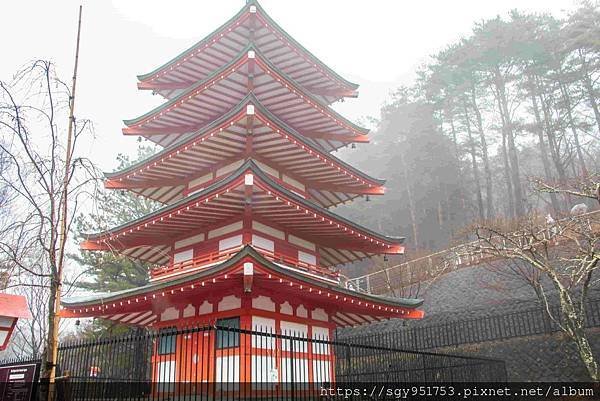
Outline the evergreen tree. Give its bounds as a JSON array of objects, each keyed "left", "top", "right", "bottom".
[{"left": 70, "top": 145, "right": 161, "bottom": 336}]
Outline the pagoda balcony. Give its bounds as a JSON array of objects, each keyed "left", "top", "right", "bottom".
[{"left": 149, "top": 245, "right": 340, "bottom": 283}]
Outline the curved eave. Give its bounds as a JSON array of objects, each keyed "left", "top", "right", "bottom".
[
  {"left": 83, "top": 160, "right": 403, "bottom": 248},
  {"left": 252, "top": 161, "right": 403, "bottom": 246},
  {"left": 136, "top": 4, "right": 248, "bottom": 82},
  {"left": 125, "top": 45, "right": 368, "bottom": 137},
  {"left": 108, "top": 94, "right": 383, "bottom": 189},
  {"left": 63, "top": 246, "right": 421, "bottom": 310},
  {"left": 108, "top": 95, "right": 252, "bottom": 179},
  {"left": 136, "top": 1, "right": 358, "bottom": 93},
  {"left": 251, "top": 0, "right": 358, "bottom": 91},
  {"left": 126, "top": 47, "right": 249, "bottom": 127}
]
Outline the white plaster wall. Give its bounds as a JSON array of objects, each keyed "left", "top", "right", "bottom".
[
  {"left": 218, "top": 234, "right": 243, "bottom": 251},
  {"left": 208, "top": 221, "right": 243, "bottom": 239},
  {"left": 252, "top": 221, "right": 284, "bottom": 240},
  {"left": 252, "top": 234, "right": 274, "bottom": 252},
  {"left": 252, "top": 295, "right": 275, "bottom": 312},
  {"left": 215, "top": 356, "right": 239, "bottom": 382},
  {"left": 312, "top": 326, "right": 330, "bottom": 355},
  {"left": 198, "top": 300, "right": 213, "bottom": 315},
  {"left": 251, "top": 356, "right": 277, "bottom": 383},
  {"left": 218, "top": 295, "right": 241, "bottom": 311},
  {"left": 312, "top": 360, "right": 331, "bottom": 383},
  {"left": 280, "top": 321, "right": 307, "bottom": 353},
  {"left": 183, "top": 304, "right": 195, "bottom": 318},
  {"left": 173, "top": 249, "right": 193, "bottom": 264},
  {"left": 296, "top": 304, "right": 308, "bottom": 318},
  {"left": 281, "top": 358, "right": 308, "bottom": 382},
  {"left": 311, "top": 308, "right": 328, "bottom": 322},
  {"left": 280, "top": 301, "right": 293, "bottom": 315},
  {"left": 298, "top": 250, "right": 316, "bottom": 265},
  {"left": 288, "top": 234, "right": 316, "bottom": 251},
  {"left": 160, "top": 307, "right": 180, "bottom": 321},
  {"left": 251, "top": 316, "right": 276, "bottom": 349},
  {"left": 174, "top": 233, "right": 205, "bottom": 250}
]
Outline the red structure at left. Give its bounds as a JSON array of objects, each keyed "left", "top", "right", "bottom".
[
  {"left": 0, "top": 293, "right": 31, "bottom": 351},
  {"left": 61, "top": 0, "right": 423, "bottom": 384}
]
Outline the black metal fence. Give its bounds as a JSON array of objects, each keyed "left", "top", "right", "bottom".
[
  {"left": 1, "top": 325, "right": 505, "bottom": 400},
  {"left": 341, "top": 298, "right": 600, "bottom": 350}
]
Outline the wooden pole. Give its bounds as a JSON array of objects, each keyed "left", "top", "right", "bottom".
[{"left": 47, "top": 5, "right": 82, "bottom": 400}]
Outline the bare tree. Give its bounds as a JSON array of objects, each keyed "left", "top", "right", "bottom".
[
  {"left": 0, "top": 145, "right": 11, "bottom": 288},
  {"left": 534, "top": 175, "right": 600, "bottom": 206},
  {"left": 0, "top": 61, "right": 97, "bottom": 372},
  {"left": 2, "top": 274, "right": 50, "bottom": 359},
  {"left": 468, "top": 177, "right": 599, "bottom": 380}
]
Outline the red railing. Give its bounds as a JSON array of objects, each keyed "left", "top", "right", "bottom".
[
  {"left": 257, "top": 247, "right": 340, "bottom": 281},
  {"left": 150, "top": 245, "right": 339, "bottom": 282},
  {"left": 347, "top": 209, "right": 600, "bottom": 296},
  {"left": 150, "top": 246, "right": 243, "bottom": 280}
]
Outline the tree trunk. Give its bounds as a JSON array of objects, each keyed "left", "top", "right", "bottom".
[
  {"left": 557, "top": 288, "right": 599, "bottom": 381},
  {"left": 579, "top": 50, "right": 600, "bottom": 138},
  {"left": 463, "top": 101, "right": 484, "bottom": 221},
  {"left": 559, "top": 81, "right": 588, "bottom": 176},
  {"left": 470, "top": 86, "right": 495, "bottom": 219},
  {"left": 494, "top": 68, "right": 524, "bottom": 216},
  {"left": 572, "top": 328, "right": 599, "bottom": 381},
  {"left": 447, "top": 110, "right": 467, "bottom": 212},
  {"left": 539, "top": 89, "right": 571, "bottom": 209},
  {"left": 500, "top": 131, "right": 515, "bottom": 218},
  {"left": 43, "top": 273, "right": 59, "bottom": 379},
  {"left": 529, "top": 76, "right": 561, "bottom": 213},
  {"left": 399, "top": 149, "right": 419, "bottom": 250}
]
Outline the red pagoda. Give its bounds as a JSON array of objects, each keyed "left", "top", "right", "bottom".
[{"left": 62, "top": 0, "right": 423, "bottom": 384}]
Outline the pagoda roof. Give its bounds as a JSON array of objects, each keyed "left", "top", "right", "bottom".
[
  {"left": 0, "top": 293, "right": 32, "bottom": 319},
  {"left": 137, "top": 1, "right": 358, "bottom": 105},
  {"left": 108, "top": 95, "right": 384, "bottom": 207},
  {"left": 124, "top": 46, "right": 368, "bottom": 151},
  {"left": 61, "top": 246, "right": 423, "bottom": 327},
  {"left": 82, "top": 160, "right": 403, "bottom": 267}
]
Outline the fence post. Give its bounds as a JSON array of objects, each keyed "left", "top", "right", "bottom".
[
  {"left": 58, "top": 370, "right": 71, "bottom": 401},
  {"left": 345, "top": 343, "right": 352, "bottom": 381},
  {"left": 290, "top": 331, "right": 295, "bottom": 399},
  {"left": 421, "top": 353, "right": 429, "bottom": 382}
]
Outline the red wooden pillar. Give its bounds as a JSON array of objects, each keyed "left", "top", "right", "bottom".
[{"left": 240, "top": 293, "right": 253, "bottom": 389}]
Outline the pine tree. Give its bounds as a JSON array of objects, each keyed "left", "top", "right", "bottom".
[{"left": 70, "top": 145, "right": 160, "bottom": 336}]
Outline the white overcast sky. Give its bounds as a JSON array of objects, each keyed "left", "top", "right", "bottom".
[{"left": 1, "top": 0, "right": 575, "bottom": 171}]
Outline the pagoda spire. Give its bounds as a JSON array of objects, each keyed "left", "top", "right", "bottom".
[{"left": 137, "top": 1, "right": 358, "bottom": 104}]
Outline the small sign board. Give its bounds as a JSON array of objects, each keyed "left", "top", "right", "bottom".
[{"left": 0, "top": 362, "right": 39, "bottom": 401}]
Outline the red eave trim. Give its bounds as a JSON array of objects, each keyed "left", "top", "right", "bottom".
[
  {"left": 138, "top": 80, "right": 359, "bottom": 99},
  {"left": 80, "top": 239, "right": 110, "bottom": 251},
  {"left": 253, "top": 178, "right": 404, "bottom": 252},
  {"left": 61, "top": 250, "right": 421, "bottom": 320},
  {"left": 108, "top": 98, "right": 381, "bottom": 193},
  {"left": 125, "top": 48, "right": 368, "bottom": 142},
  {"left": 137, "top": 3, "right": 358, "bottom": 95},
  {"left": 122, "top": 127, "right": 368, "bottom": 143},
  {"left": 123, "top": 125, "right": 202, "bottom": 135},
  {"left": 85, "top": 162, "right": 401, "bottom": 252}
]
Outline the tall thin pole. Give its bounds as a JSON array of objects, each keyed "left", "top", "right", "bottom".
[{"left": 47, "top": 5, "right": 82, "bottom": 397}]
